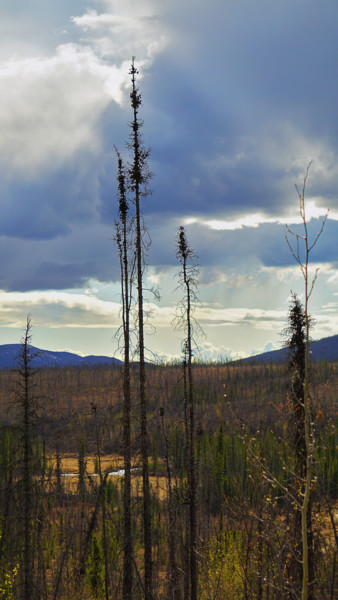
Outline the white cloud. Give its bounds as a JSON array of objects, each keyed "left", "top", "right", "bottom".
[
  {"left": 0, "top": 289, "right": 178, "bottom": 331},
  {"left": 327, "top": 269, "right": 338, "bottom": 284},
  {"left": 259, "top": 121, "right": 338, "bottom": 177},
  {"left": 72, "top": 10, "right": 151, "bottom": 34},
  {"left": 152, "top": 341, "right": 246, "bottom": 364},
  {"left": 0, "top": 289, "right": 122, "bottom": 328},
  {"left": 196, "top": 341, "right": 246, "bottom": 362},
  {"left": 196, "top": 305, "right": 286, "bottom": 331},
  {"left": 321, "top": 302, "right": 338, "bottom": 313},
  {"left": 0, "top": 0, "right": 169, "bottom": 178},
  {"left": 311, "top": 313, "right": 338, "bottom": 338},
  {"left": 183, "top": 214, "right": 269, "bottom": 231},
  {"left": 0, "top": 44, "right": 128, "bottom": 176},
  {"left": 199, "top": 267, "right": 253, "bottom": 288},
  {"left": 0, "top": 288, "right": 285, "bottom": 333},
  {"left": 250, "top": 341, "right": 279, "bottom": 356},
  {"left": 71, "top": 2, "right": 167, "bottom": 62},
  {"left": 184, "top": 202, "right": 336, "bottom": 232}
]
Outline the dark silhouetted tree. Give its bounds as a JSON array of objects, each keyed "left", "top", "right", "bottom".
[
  {"left": 14, "top": 316, "right": 40, "bottom": 600},
  {"left": 128, "top": 57, "right": 153, "bottom": 600},
  {"left": 115, "top": 148, "right": 134, "bottom": 600},
  {"left": 284, "top": 294, "right": 314, "bottom": 597},
  {"left": 175, "top": 226, "right": 201, "bottom": 600}
]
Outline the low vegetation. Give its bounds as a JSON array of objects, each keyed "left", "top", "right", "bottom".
[{"left": 0, "top": 355, "right": 336, "bottom": 599}]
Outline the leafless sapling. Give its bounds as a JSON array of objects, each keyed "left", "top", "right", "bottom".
[{"left": 285, "top": 163, "right": 328, "bottom": 600}]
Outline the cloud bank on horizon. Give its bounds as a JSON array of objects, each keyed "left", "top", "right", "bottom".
[{"left": 0, "top": 0, "right": 337, "bottom": 360}]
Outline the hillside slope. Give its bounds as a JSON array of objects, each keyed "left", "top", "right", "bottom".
[
  {"left": 1, "top": 333, "right": 337, "bottom": 369},
  {"left": 0, "top": 344, "right": 122, "bottom": 369},
  {"left": 239, "top": 334, "right": 338, "bottom": 364}
]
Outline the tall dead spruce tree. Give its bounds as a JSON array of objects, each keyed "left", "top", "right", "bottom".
[
  {"left": 116, "top": 58, "right": 153, "bottom": 600},
  {"left": 129, "top": 58, "right": 153, "bottom": 600},
  {"left": 14, "top": 317, "right": 39, "bottom": 600},
  {"left": 115, "top": 149, "right": 134, "bottom": 600},
  {"left": 176, "top": 226, "right": 200, "bottom": 600},
  {"left": 286, "top": 164, "right": 328, "bottom": 600}
]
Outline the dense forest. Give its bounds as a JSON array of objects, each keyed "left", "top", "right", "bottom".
[{"left": 0, "top": 61, "right": 337, "bottom": 600}]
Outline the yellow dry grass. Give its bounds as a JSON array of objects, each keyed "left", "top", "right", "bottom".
[{"left": 49, "top": 453, "right": 169, "bottom": 499}]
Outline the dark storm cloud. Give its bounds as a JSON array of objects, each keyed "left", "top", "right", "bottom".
[
  {"left": 162, "top": 0, "right": 338, "bottom": 136},
  {"left": 131, "top": 0, "right": 338, "bottom": 219},
  {"left": 1, "top": 0, "right": 337, "bottom": 294},
  {"left": 0, "top": 223, "right": 118, "bottom": 292},
  {"left": 0, "top": 160, "right": 103, "bottom": 240},
  {"left": 258, "top": 218, "right": 338, "bottom": 268},
  {"left": 146, "top": 215, "right": 338, "bottom": 272},
  {"left": 1, "top": 209, "right": 334, "bottom": 293}
]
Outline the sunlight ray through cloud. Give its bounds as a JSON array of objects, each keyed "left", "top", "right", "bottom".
[{"left": 0, "top": 0, "right": 337, "bottom": 358}]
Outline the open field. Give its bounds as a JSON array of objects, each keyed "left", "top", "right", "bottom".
[{"left": 49, "top": 453, "right": 169, "bottom": 499}]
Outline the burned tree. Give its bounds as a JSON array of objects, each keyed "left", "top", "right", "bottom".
[
  {"left": 115, "top": 58, "right": 153, "bottom": 600},
  {"left": 115, "top": 148, "right": 134, "bottom": 600},
  {"left": 14, "top": 317, "right": 40, "bottom": 600},
  {"left": 175, "top": 226, "right": 201, "bottom": 600}
]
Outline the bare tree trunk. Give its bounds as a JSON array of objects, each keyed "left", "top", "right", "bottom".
[
  {"left": 182, "top": 353, "right": 190, "bottom": 600},
  {"left": 176, "top": 226, "right": 200, "bottom": 600},
  {"left": 129, "top": 58, "right": 153, "bottom": 600},
  {"left": 115, "top": 149, "right": 134, "bottom": 600},
  {"left": 92, "top": 403, "right": 109, "bottom": 600},
  {"left": 187, "top": 324, "right": 197, "bottom": 600},
  {"left": 286, "top": 165, "right": 328, "bottom": 600},
  {"left": 15, "top": 317, "right": 36, "bottom": 600},
  {"left": 160, "top": 407, "right": 181, "bottom": 600}
]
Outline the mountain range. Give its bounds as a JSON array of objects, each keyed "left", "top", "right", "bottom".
[
  {"left": 239, "top": 334, "right": 338, "bottom": 364},
  {"left": 0, "top": 344, "right": 122, "bottom": 369},
  {"left": 0, "top": 334, "right": 337, "bottom": 369}
]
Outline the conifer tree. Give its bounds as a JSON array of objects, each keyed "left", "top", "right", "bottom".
[
  {"left": 175, "top": 226, "right": 200, "bottom": 600},
  {"left": 14, "top": 317, "right": 39, "bottom": 600},
  {"left": 115, "top": 148, "right": 134, "bottom": 600},
  {"left": 128, "top": 57, "right": 152, "bottom": 600},
  {"left": 285, "top": 295, "right": 307, "bottom": 468},
  {"left": 88, "top": 534, "right": 104, "bottom": 599},
  {"left": 284, "top": 294, "right": 314, "bottom": 597}
]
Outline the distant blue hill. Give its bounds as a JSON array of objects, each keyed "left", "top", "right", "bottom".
[
  {"left": 0, "top": 344, "right": 122, "bottom": 369},
  {"left": 1, "top": 334, "right": 337, "bottom": 369},
  {"left": 239, "top": 334, "right": 338, "bottom": 364}
]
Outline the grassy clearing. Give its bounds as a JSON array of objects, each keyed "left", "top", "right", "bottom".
[{"left": 49, "top": 453, "right": 169, "bottom": 499}]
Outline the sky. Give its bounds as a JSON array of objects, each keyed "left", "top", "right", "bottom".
[{"left": 0, "top": 0, "right": 338, "bottom": 362}]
